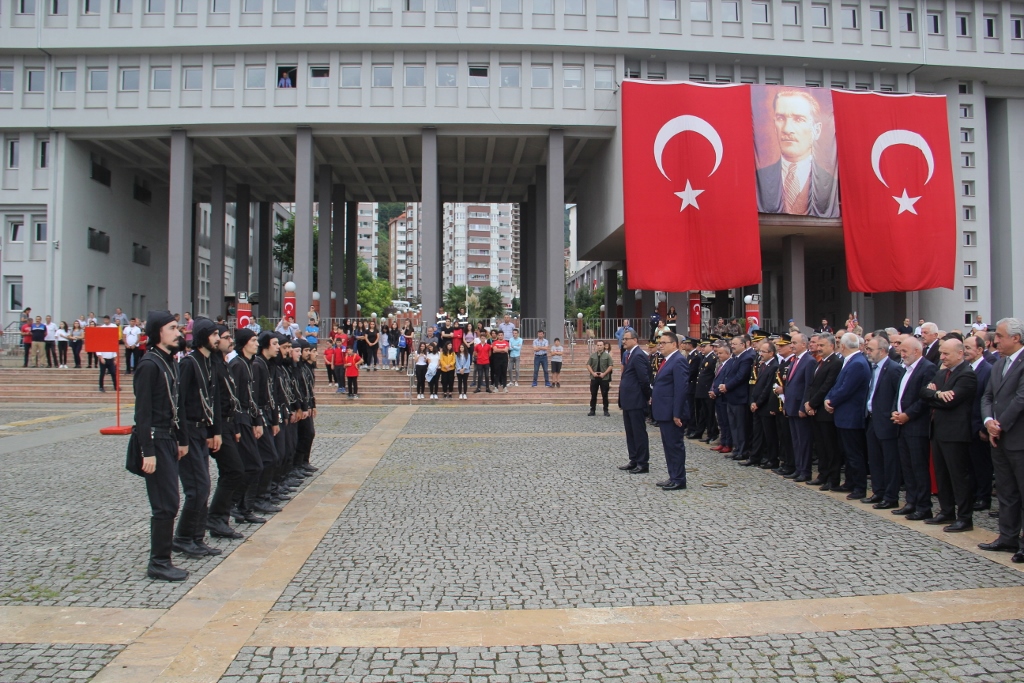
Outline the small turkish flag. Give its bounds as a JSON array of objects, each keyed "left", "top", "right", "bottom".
[
  {"left": 622, "top": 81, "right": 761, "bottom": 292},
  {"left": 832, "top": 92, "right": 956, "bottom": 292}
]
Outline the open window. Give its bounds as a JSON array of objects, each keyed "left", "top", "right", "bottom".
[{"left": 277, "top": 66, "right": 298, "bottom": 88}]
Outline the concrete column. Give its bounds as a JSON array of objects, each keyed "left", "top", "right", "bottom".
[
  {"left": 317, "top": 165, "right": 333, "bottom": 314},
  {"left": 546, "top": 129, "right": 566, "bottom": 336},
  {"left": 421, "top": 128, "right": 441, "bottom": 327},
  {"left": 234, "top": 184, "right": 251, "bottom": 295},
  {"left": 257, "top": 201, "right": 273, "bottom": 318},
  {"left": 604, "top": 268, "right": 618, "bottom": 312},
  {"left": 534, "top": 170, "right": 549, "bottom": 326},
  {"left": 782, "top": 234, "right": 806, "bottom": 330},
  {"left": 984, "top": 98, "right": 1024, "bottom": 320},
  {"left": 167, "top": 130, "right": 193, "bottom": 314},
  {"left": 331, "top": 184, "right": 346, "bottom": 318},
  {"left": 519, "top": 197, "right": 532, "bottom": 316},
  {"left": 209, "top": 164, "right": 227, "bottom": 319},
  {"left": 293, "top": 127, "right": 315, "bottom": 320},
  {"left": 345, "top": 201, "right": 358, "bottom": 317}
]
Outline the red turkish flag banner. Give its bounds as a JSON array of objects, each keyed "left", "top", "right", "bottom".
[
  {"left": 621, "top": 81, "right": 761, "bottom": 292},
  {"left": 831, "top": 91, "right": 956, "bottom": 292}
]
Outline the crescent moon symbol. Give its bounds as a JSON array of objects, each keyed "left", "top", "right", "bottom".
[
  {"left": 870, "top": 129, "right": 935, "bottom": 189},
  {"left": 654, "top": 115, "right": 724, "bottom": 182}
]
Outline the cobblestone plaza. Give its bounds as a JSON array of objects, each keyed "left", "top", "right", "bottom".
[{"left": 1, "top": 404, "right": 1023, "bottom": 682}]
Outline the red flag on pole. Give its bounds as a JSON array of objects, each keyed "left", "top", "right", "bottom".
[
  {"left": 831, "top": 91, "right": 956, "bottom": 292},
  {"left": 621, "top": 81, "right": 761, "bottom": 292}
]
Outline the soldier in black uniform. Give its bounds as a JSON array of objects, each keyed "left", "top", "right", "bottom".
[
  {"left": 271, "top": 335, "right": 301, "bottom": 501},
  {"left": 206, "top": 324, "right": 246, "bottom": 540},
  {"left": 229, "top": 327, "right": 267, "bottom": 524},
  {"left": 772, "top": 334, "right": 797, "bottom": 476},
  {"left": 133, "top": 310, "right": 188, "bottom": 581},
  {"left": 691, "top": 339, "right": 719, "bottom": 442},
  {"left": 252, "top": 332, "right": 282, "bottom": 514},
  {"left": 293, "top": 339, "right": 317, "bottom": 474},
  {"left": 682, "top": 337, "right": 701, "bottom": 436},
  {"left": 174, "top": 317, "right": 223, "bottom": 558}
]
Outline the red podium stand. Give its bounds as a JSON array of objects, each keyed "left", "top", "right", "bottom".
[{"left": 85, "top": 326, "right": 133, "bottom": 435}]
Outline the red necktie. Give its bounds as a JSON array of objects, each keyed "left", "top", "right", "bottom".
[{"left": 788, "top": 356, "right": 800, "bottom": 380}]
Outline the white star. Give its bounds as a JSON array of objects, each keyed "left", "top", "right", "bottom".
[
  {"left": 892, "top": 189, "right": 921, "bottom": 215},
  {"left": 674, "top": 180, "right": 705, "bottom": 211}
]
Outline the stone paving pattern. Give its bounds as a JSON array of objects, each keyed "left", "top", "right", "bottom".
[
  {"left": 0, "top": 407, "right": 388, "bottom": 609},
  {"left": 0, "top": 642, "right": 125, "bottom": 683},
  {"left": 404, "top": 407, "right": 625, "bottom": 434},
  {"left": 222, "top": 618, "right": 1024, "bottom": 682},
  {"left": 0, "top": 407, "right": 109, "bottom": 437},
  {"left": 278, "top": 411, "right": 1023, "bottom": 612}
]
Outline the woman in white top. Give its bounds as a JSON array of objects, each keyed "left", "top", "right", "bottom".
[
  {"left": 549, "top": 338, "right": 565, "bottom": 388},
  {"left": 414, "top": 342, "right": 429, "bottom": 399},
  {"left": 69, "top": 320, "right": 85, "bottom": 369},
  {"left": 425, "top": 343, "right": 441, "bottom": 399},
  {"left": 55, "top": 322, "right": 70, "bottom": 369}
]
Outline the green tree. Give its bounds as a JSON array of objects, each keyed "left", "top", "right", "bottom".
[
  {"left": 475, "top": 286, "right": 505, "bottom": 320},
  {"left": 272, "top": 216, "right": 319, "bottom": 283},
  {"left": 444, "top": 286, "right": 469, "bottom": 314},
  {"left": 355, "top": 259, "right": 395, "bottom": 317}
]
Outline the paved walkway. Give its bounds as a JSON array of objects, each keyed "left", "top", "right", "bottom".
[{"left": 0, "top": 404, "right": 1022, "bottom": 682}]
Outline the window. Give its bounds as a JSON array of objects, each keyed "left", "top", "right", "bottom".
[
  {"left": 984, "top": 16, "right": 996, "bottom": 38},
  {"left": 961, "top": 152, "right": 974, "bottom": 168},
  {"left": 275, "top": 0, "right": 295, "bottom": 10},
  {"left": 964, "top": 286, "right": 976, "bottom": 301},
  {"left": 152, "top": 68, "right": 171, "bottom": 90},
  {"left": 781, "top": 2, "right": 798, "bottom": 25},
  {"left": 9, "top": 222, "right": 23, "bottom": 242},
  {"left": 499, "top": 0, "right": 519, "bottom": 12},
  {"left": 90, "top": 155, "right": 111, "bottom": 186},
  {"left": 88, "top": 69, "right": 108, "bottom": 92},
  {"left": 751, "top": 2, "right": 768, "bottom": 24},
  {"left": 811, "top": 4, "right": 827, "bottom": 27},
  {"left": 964, "top": 261, "right": 976, "bottom": 277},
  {"left": 179, "top": 0, "right": 197, "bottom": 13},
  {"left": 870, "top": 7, "right": 884, "bottom": 30},
  {"left": 147, "top": 0, "right": 165, "bottom": 11},
  {"left": 308, "top": 66, "right": 329, "bottom": 88},
  {"left": 533, "top": 0, "right": 552, "bottom": 12},
  {"left": 436, "top": 64, "right": 456, "bottom": 87},
  {"left": 341, "top": 66, "right": 361, "bottom": 87},
  {"left": 405, "top": 65, "right": 424, "bottom": 87},
  {"left": 594, "top": 66, "right": 615, "bottom": 90},
  {"left": 900, "top": 10, "right": 913, "bottom": 32},
  {"left": 499, "top": 65, "right": 520, "bottom": 88},
  {"left": 276, "top": 66, "right": 297, "bottom": 88},
  {"left": 960, "top": 128, "right": 974, "bottom": 143},
  {"left": 927, "top": 12, "right": 941, "bottom": 34},
  {"left": 468, "top": 65, "right": 488, "bottom": 87},
  {"left": 6, "top": 140, "right": 19, "bottom": 169},
  {"left": 242, "top": 0, "right": 261, "bottom": 10},
  {"left": 564, "top": 0, "right": 583, "bottom": 14},
  {"left": 841, "top": 5, "right": 857, "bottom": 28},
  {"left": 627, "top": 0, "right": 646, "bottom": 17},
  {"left": 563, "top": 67, "right": 583, "bottom": 88},
  {"left": 0, "top": 69, "right": 12, "bottom": 93},
  {"left": 115, "top": 0, "right": 133, "bottom": 12},
  {"left": 309, "top": 0, "right": 327, "bottom": 9},
  {"left": 18, "top": 0, "right": 36, "bottom": 12},
  {"left": 958, "top": 81, "right": 971, "bottom": 94},
  {"left": 120, "top": 68, "right": 140, "bottom": 92},
  {"left": 38, "top": 140, "right": 49, "bottom": 168},
  {"left": 371, "top": 0, "right": 390, "bottom": 9},
  {"left": 532, "top": 65, "right": 552, "bottom": 88},
  {"left": 721, "top": 0, "right": 738, "bottom": 22},
  {"left": 26, "top": 70, "right": 45, "bottom": 93},
  {"left": 50, "top": 0, "right": 68, "bottom": 13},
  {"left": 133, "top": 178, "right": 152, "bottom": 204},
  {"left": 659, "top": 0, "right": 676, "bottom": 19},
  {"left": 58, "top": 70, "right": 77, "bottom": 92},
  {"left": 468, "top": 0, "right": 487, "bottom": 11},
  {"left": 1013, "top": 18, "right": 1023, "bottom": 39},
  {"left": 214, "top": 67, "right": 234, "bottom": 90},
  {"left": 963, "top": 205, "right": 975, "bottom": 221},
  {"left": 962, "top": 181, "right": 975, "bottom": 196},
  {"left": 211, "top": 0, "right": 229, "bottom": 11},
  {"left": 83, "top": 0, "right": 100, "bottom": 13},
  {"left": 183, "top": 67, "right": 203, "bottom": 90},
  {"left": 597, "top": 0, "right": 616, "bottom": 16},
  {"left": 8, "top": 281, "right": 23, "bottom": 312},
  {"left": 956, "top": 13, "right": 969, "bottom": 36},
  {"left": 245, "top": 66, "right": 266, "bottom": 89},
  {"left": 372, "top": 65, "right": 393, "bottom": 87},
  {"left": 133, "top": 243, "right": 151, "bottom": 266},
  {"left": 34, "top": 222, "right": 47, "bottom": 243},
  {"left": 959, "top": 103, "right": 973, "bottom": 118},
  {"left": 437, "top": 0, "right": 456, "bottom": 11},
  {"left": 963, "top": 231, "right": 976, "bottom": 246}
]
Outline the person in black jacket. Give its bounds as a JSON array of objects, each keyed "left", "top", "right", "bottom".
[
  {"left": 690, "top": 341, "right": 719, "bottom": 442},
  {"left": 292, "top": 339, "right": 318, "bottom": 476},
  {"left": 206, "top": 325, "right": 246, "bottom": 540},
  {"left": 746, "top": 340, "right": 780, "bottom": 468},
  {"left": 133, "top": 311, "right": 188, "bottom": 581},
  {"left": 252, "top": 332, "right": 282, "bottom": 514},
  {"left": 891, "top": 337, "right": 938, "bottom": 520},
  {"left": 270, "top": 336, "right": 301, "bottom": 503},
  {"left": 803, "top": 334, "right": 844, "bottom": 489},
  {"left": 862, "top": 336, "right": 906, "bottom": 508},
  {"left": 616, "top": 330, "right": 652, "bottom": 473},
  {"left": 920, "top": 339, "right": 978, "bottom": 532},
  {"left": 229, "top": 328, "right": 267, "bottom": 525},
  {"left": 174, "top": 317, "right": 222, "bottom": 559}
]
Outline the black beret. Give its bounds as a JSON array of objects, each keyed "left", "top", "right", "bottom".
[
  {"left": 294, "top": 339, "right": 310, "bottom": 350},
  {"left": 191, "top": 317, "right": 218, "bottom": 349},
  {"left": 144, "top": 310, "right": 175, "bottom": 341},
  {"left": 258, "top": 331, "right": 276, "bottom": 350},
  {"left": 235, "top": 327, "right": 257, "bottom": 348}
]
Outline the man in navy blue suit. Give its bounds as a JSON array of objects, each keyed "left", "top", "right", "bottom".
[
  {"left": 964, "top": 335, "right": 993, "bottom": 510},
  {"left": 862, "top": 335, "right": 906, "bottom": 508},
  {"left": 783, "top": 332, "right": 816, "bottom": 482},
  {"left": 824, "top": 332, "right": 872, "bottom": 499},
  {"left": 617, "top": 329, "right": 652, "bottom": 474},
  {"left": 891, "top": 336, "right": 938, "bottom": 520},
  {"left": 714, "top": 336, "right": 756, "bottom": 462},
  {"left": 651, "top": 331, "right": 691, "bottom": 491}
]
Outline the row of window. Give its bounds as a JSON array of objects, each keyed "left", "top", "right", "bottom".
[
  {"left": 4, "top": 138, "right": 49, "bottom": 170},
  {"left": 6, "top": 220, "right": 47, "bottom": 244}
]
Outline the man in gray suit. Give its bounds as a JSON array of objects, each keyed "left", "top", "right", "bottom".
[{"left": 979, "top": 317, "right": 1024, "bottom": 563}]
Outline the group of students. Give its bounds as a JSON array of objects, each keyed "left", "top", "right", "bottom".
[{"left": 132, "top": 312, "right": 319, "bottom": 582}]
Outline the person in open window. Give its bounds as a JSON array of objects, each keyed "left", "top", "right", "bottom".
[{"left": 278, "top": 71, "right": 293, "bottom": 88}]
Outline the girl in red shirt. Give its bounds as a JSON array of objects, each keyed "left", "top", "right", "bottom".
[{"left": 343, "top": 348, "right": 362, "bottom": 399}]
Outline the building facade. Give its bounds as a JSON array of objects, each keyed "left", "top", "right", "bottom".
[
  {"left": 388, "top": 202, "right": 421, "bottom": 298},
  {"left": 442, "top": 202, "right": 518, "bottom": 307},
  {"left": 2, "top": 1, "right": 1022, "bottom": 331}
]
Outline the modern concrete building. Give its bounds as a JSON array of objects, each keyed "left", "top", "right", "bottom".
[
  {"left": 2, "top": 1, "right": 1022, "bottom": 332},
  {"left": 388, "top": 202, "right": 421, "bottom": 298},
  {"left": 355, "top": 201, "right": 379, "bottom": 275},
  {"left": 442, "top": 202, "right": 518, "bottom": 307}
]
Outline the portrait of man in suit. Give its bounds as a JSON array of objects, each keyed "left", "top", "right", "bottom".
[{"left": 753, "top": 86, "right": 840, "bottom": 218}]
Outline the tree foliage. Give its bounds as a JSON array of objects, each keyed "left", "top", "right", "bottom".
[
  {"left": 355, "top": 259, "right": 395, "bottom": 317},
  {"left": 272, "top": 216, "right": 319, "bottom": 283},
  {"left": 567, "top": 284, "right": 604, "bottom": 322},
  {"left": 443, "top": 285, "right": 505, "bottom": 320}
]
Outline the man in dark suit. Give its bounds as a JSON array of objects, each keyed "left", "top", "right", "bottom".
[
  {"left": 683, "top": 337, "right": 701, "bottom": 436},
  {"left": 710, "top": 342, "right": 733, "bottom": 453},
  {"left": 824, "top": 332, "right": 872, "bottom": 499},
  {"left": 691, "top": 340, "right": 718, "bottom": 442},
  {"left": 803, "top": 334, "right": 843, "bottom": 489},
  {"left": 784, "top": 333, "right": 816, "bottom": 482},
  {"left": 920, "top": 339, "right": 978, "bottom": 532},
  {"left": 715, "top": 336, "right": 755, "bottom": 461},
  {"left": 891, "top": 337, "right": 938, "bottom": 520},
  {"left": 964, "top": 335, "right": 994, "bottom": 510},
  {"left": 863, "top": 336, "right": 905, "bottom": 508},
  {"left": 617, "top": 329, "right": 652, "bottom": 474},
  {"left": 772, "top": 335, "right": 796, "bottom": 475},
  {"left": 651, "top": 331, "right": 691, "bottom": 491},
  {"left": 979, "top": 318, "right": 1024, "bottom": 563},
  {"left": 920, "top": 322, "right": 941, "bottom": 366},
  {"left": 746, "top": 340, "right": 780, "bottom": 467}
]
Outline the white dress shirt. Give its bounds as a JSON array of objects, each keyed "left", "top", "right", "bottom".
[{"left": 896, "top": 358, "right": 921, "bottom": 413}]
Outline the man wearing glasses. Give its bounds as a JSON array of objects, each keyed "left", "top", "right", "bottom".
[
  {"left": 651, "top": 331, "right": 692, "bottom": 491},
  {"left": 617, "top": 331, "right": 652, "bottom": 473}
]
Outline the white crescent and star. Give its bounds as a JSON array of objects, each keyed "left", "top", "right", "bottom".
[
  {"left": 870, "top": 129, "right": 935, "bottom": 215},
  {"left": 653, "top": 115, "right": 724, "bottom": 211}
]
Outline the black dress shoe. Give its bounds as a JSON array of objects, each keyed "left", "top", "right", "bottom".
[
  {"left": 793, "top": 475, "right": 809, "bottom": 483},
  {"left": 906, "top": 511, "right": 933, "bottom": 521},
  {"left": 587, "top": 410, "right": 596, "bottom": 416},
  {"left": 989, "top": 510, "right": 999, "bottom": 517},
  {"left": 656, "top": 479, "right": 672, "bottom": 487},
  {"left": 845, "top": 490, "right": 866, "bottom": 500},
  {"left": 629, "top": 466, "right": 649, "bottom": 474},
  {"left": 760, "top": 462, "right": 777, "bottom": 469},
  {"left": 172, "top": 537, "right": 209, "bottom": 558},
  {"left": 661, "top": 482, "right": 687, "bottom": 490},
  {"left": 924, "top": 513, "right": 955, "bottom": 525},
  {"left": 943, "top": 520, "right": 973, "bottom": 532},
  {"left": 773, "top": 467, "right": 793, "bottom": 476},
  {"left": 973, "top": 500, "right": 991, "bottom": 511},
  {"left": 861, "top": 494, "right": 883, "bottom": 504},
  {"left": 808, "top": 478, "right": 824, "bottom": 486},
  {"left": 818, "top": 483, "right": 832, "bottom": 492},
  {"left": 1013, "top": 551, "right": 1024, "bottom": 564},
  {"left": 978, "top": 540, "right": 1019, "bottom": 552},
  {"left": 784, "top": 472, "right": 800, "bottom": 480},
  {"left": 892, "top": 504, "right": 915, "bottom": 515},
  {"left": 738, "top": 460, "right": 757, "bottom": 466},
  {"left": 873, "top": 500, "right": 899, "bottom": 510},
  {"left": 834, "top": 484, "right": 855, "bottom": 493},
  {"left": 617, "top": 463, "right": 637, "bottom": 471}
]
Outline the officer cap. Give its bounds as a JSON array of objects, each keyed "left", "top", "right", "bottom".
[{"left": 777, "top": 333, "right": 792, "bottom": 347}]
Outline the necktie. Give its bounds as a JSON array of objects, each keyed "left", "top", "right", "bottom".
[
  {"left": 1004, "top": 357, "right": 1014, "bottom": 378},
  {"left": 788, "top": 355, "right": 800, "bottom": 380},
  {"left": 784, "top": 163, "right": 801, "bottom": 212},
  {"left": 866, "top": 362, "right": 878, "bottom": 412},
  {"left": 944, "top": 369, "right": 952, "bottom": 384}
]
